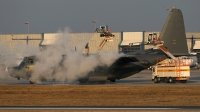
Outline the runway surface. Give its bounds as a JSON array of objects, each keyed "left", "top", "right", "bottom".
[
  {"left": 1, "top": 106, "right": 200, "bottom": 112},
  {"left": 0, "top": 68, "right": 199, "bottom": 86},
  {"left": 0, "top": 69, "right": 200, "bottom": 111}
]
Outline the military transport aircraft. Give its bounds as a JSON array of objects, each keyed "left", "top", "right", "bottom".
[
  {"left": 7, "top": 7, "right": 188, "bottom": 84},
  {"left": 8, "top": 48, "right": 168, "bottom": 84}
]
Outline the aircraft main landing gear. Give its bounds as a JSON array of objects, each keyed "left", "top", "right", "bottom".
[{"left": 110, "top": 79, "right": 116, "bottom": 82}]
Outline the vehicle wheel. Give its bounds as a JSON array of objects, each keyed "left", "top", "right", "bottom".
[
  {"left": 165, "top": 78, "right": 169, "bottom": 83},
  {"left": 157, "top": 77, "right": 161, "bottom": 83},
  {"left": 172, "top": 78, "right": 176, "bottom": 83},
  {"left": 154, "top": 77, "right": 158, "bottom": 83},
  {"left": 169, "top": 77, "right": 173, "bottom": 83}
]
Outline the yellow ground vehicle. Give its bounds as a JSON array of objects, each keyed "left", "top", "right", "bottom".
[{"left": 152, "top": 59, "right": 190, "bottom": 83}]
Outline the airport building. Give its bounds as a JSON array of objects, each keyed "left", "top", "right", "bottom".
[{"left": 1, "top": 31, "right": 200, "bottom": 54}]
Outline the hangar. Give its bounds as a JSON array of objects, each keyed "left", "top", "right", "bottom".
[{"left": 0, "top": 31, "right": 200, "bottom": 53}]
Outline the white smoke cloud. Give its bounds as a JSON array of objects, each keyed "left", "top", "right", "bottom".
[
  {"left": 0, "top": 43, "right": 17, "bottom": 79},
  {"left": 0, "top": 41, "right": 40, "bottom": 79},
  {"left": 0, "top": 41, "right": 40, "bottom": 67},
  {"left": 0, "top": 27, "right": 123, "bottom": 82},
  {"left": 30, "top": 27, "right": 123, "bottom": 83}
]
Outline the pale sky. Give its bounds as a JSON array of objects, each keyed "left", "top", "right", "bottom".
[{"left": 0, "top": 0, "right": 199, "bottom": 34}]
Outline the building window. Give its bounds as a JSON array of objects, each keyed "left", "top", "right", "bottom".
[
  {"left": 193, "top": 49, "right": 200, "bottom": 52},
  {"left": 121, "top": 45, "right": 140, "bottom": 53}
]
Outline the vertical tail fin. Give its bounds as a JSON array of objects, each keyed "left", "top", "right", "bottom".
[{"left": 160, "top": 8, "right": 188, "bottom": 55}]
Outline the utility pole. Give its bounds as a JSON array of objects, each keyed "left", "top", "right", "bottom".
[{"left": 92, "top": 20, "right": 97, "bottom": 31}]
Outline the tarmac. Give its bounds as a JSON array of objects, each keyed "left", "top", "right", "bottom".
[
  {"left": 0, "top": 68, "right": 199, "bottom": 86},
  {"left": 0, "top": 68, "right": 200, "bottom": 111},
  {"left": 1, "top": 106, "right": 200, "bottom": 112}
]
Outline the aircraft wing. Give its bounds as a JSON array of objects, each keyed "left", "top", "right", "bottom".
[{"left": 106, "top": 48, "right": 168, "bottom": 80}]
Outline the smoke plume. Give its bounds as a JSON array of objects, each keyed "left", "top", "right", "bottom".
[
  {"left": 0, "top": 27, "right": 123, "bottom": 83},
  {"left": 30, "top": 27, "right": 123, "bottom": 83},
  {"left": 0, "top": 41, "right": 40, "bottom": 79}
]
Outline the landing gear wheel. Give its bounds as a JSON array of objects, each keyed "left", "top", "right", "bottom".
[
  {"left": 89, "top": 81, "right": 95, "bottom": 84},
  {"left": 110, "top": 79, "right": 116, "bottom": 82},
  {"left": 40, "top": 78, "right": 46, "bottom": 82},
  {"left": 29, "top": 81, "right": 35, "bottom": 84},
  {"left": 79, "top": 79, "right": 88, "bottom": 84},
  {"left": 78, "top": 77, "right": 88, "bottom": 84},
  {"left": 79, "top": 80, "right": 87, "bottom": 84},
  {"left": 98, "top": 81, "right": 106, "bottom": 84}
]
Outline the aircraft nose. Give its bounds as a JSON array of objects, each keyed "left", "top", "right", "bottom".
[
  {"left": 7, "top": 67, "right": 15, "bottom": 77},
  {"left": 5, "top": 67, "right": 8, "bottom": 72}
]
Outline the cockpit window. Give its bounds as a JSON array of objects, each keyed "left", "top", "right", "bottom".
[{"left": 19, "top": 61, "right": 26, "bottom": 66}]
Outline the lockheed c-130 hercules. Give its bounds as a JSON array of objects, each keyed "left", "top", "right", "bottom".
[
  {"left": 7, "top": 8, "right": 185, "bottom": 84},
  {"left": 8, "top": 47, "right": 168, "bottom": 84}
]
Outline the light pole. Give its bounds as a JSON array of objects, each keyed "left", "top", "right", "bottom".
[
  {"left": 92, "top": 20, "right": 97, "bottom": 31},
  {"left": 25, "top": 22, "right": 29, "bottom": 45},
  {"left": 25, "top": 22, "right": 29, "bottom": 33}
]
